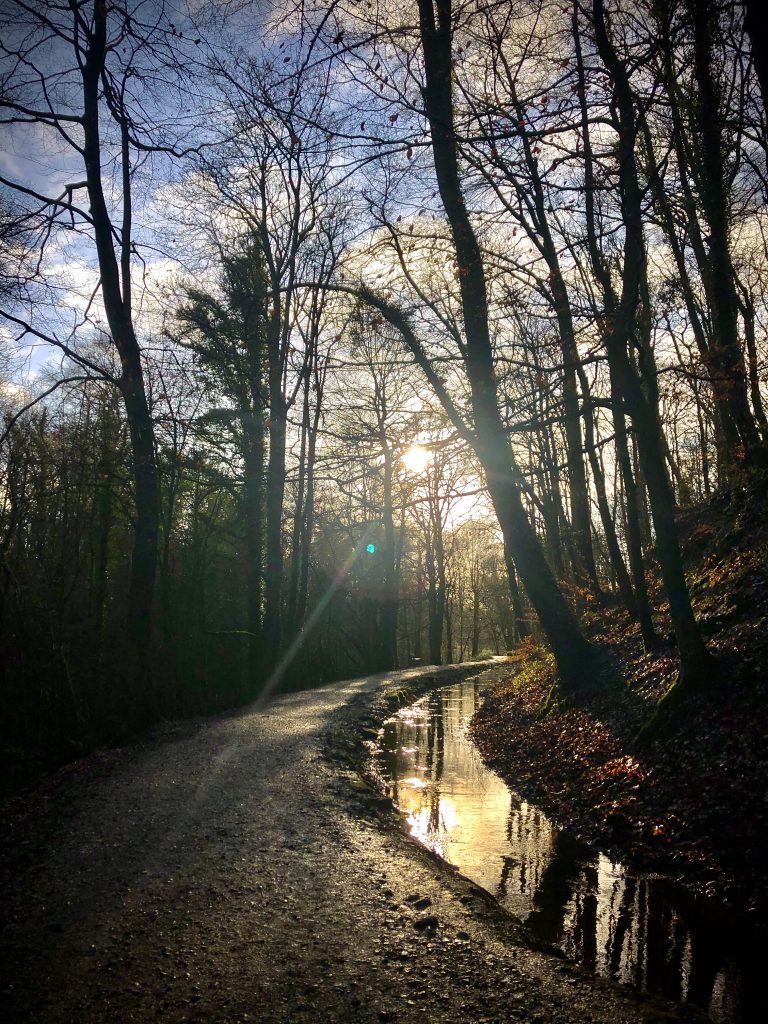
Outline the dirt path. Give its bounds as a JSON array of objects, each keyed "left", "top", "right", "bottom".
[{"left": 0, "top": 667, "right": 700, "bottom": 1024}]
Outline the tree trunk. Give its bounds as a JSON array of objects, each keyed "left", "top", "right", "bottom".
[
  {"left": 82, "top": 3, "right": 159, "bottom": 723},
  {"left": 609, "top": 378, "right": 658, "bottom": 648},
  {"left": 379, "top": 445, "right": 399, "bottom": 670},
  {"left": 736, "top": 285, "right": 768, "bottom": 441},
  {"left": 553, "top": 280, "right": 601, "bottom": 596},
  {"left": 413, "top": 544, "right": 424, "bottom": 661},
  {"left": 578, "top": 367, "right": 645, "bottom": 626},
  {"left": 744, "top": 0, "right": 768, "bottom": 121},
  {"left": 262, "top": 389, "right": 286, "bottom": 676},
  {"left": 503, "top": 91, "right": 601, "bottom": 596},
  {"left": 640, "top": 116, "right": 734, "bottom": 475},
  {"left": 92, "top": 400, "right": 118, "bottom": 658},
  {"left": 591, "top": 0, "right": 714, "bottom": 689},
  {"left": 243, "top": 405, "right": 265, "bottom": 689},
  {"left": 295, "top": 417, "right": 318, "bottom": 633},
  {"left": 417, "top": 0, "right": 594, "bottom": 695},
  {"left": 503, "top": 546, "right": 529, "bottom": 643},
  {"left": 445, "top": 583, "right": 454, "bottom": 664},
  {"left": 285, "top": 378, "right": 310, "bottom": 643},
  {"left": 687, "top": 0, "right": 762, "bottom": 463},
  {"left": 470, "top": 581, "right": 481, "bottom": 659},
  {"left": 119, "top": 362, "right": 159, "bottom": 690},
  {"left": 426, "top": 533, "right": 444, "bottom": 665}
]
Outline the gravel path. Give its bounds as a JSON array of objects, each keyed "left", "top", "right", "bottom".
[{"left": 0, "top": 666, "right": 701, "bottom": 1024}]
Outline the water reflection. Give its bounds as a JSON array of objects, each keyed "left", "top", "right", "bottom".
[{"left": 375, "top": 679, "right": 767, "bottom": 1023}]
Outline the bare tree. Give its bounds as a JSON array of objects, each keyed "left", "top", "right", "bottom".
[
  {"left": 0, "top": 0, "right": 201, "bottom": 718},
  {"left": 410, "top": 0, "right": 595, "bottom": 696},
  {"left": 584, "top": 0, "right": 714, "bottom": 695}
]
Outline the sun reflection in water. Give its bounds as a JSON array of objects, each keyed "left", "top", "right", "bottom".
[{"left": 376, "top": 679, "right": 764, "bottom": 1024}]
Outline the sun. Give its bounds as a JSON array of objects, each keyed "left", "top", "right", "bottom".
[{"left": 402, "top": 445, "right": 432, "bottom": 474}]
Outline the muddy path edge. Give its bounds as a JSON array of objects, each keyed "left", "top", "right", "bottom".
[{"left": 322, "top": 662, "right": 705, "bottom": 1021}]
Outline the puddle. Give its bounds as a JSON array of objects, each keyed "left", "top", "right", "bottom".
[{"left": 375, "top": 678, "right": 767, "bottom": 1023}]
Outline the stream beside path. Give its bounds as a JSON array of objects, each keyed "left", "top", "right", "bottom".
[
  {"left": 1, "top": 665, "right": 705, "bottom": 1023},
  {"left": 374, "top": 676, "right": 767, "bottom": 1024}
]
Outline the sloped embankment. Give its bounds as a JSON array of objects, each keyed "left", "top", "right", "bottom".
[{"left": 471, "top": 492, "right": 768, "bottom": 914}]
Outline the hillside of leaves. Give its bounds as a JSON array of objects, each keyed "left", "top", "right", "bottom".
[{"left": 471, "top": 488, "right": 768, "bottom": 915}]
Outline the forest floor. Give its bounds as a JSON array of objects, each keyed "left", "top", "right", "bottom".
[
  {"left": 0, "top": 664, "right": 700, "bottom": 1024},
  {"left": 471, "top": 488, "right": 768, "bottom": 917}
]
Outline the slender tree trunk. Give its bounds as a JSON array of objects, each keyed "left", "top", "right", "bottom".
[
  {"left": 426, "top": 533, "right": 443, "bottom": 665},
  {"left": 640, "top": 118, "right": 734, "bottom": 472},
  {"left": 687, "top": 0, "right": 762, "bottom": 462},
  {"left": 262, "top": 398, "right": 286, "bottom": 675},
  {"left": 379, "top": 445, "right": 399, "bottom": 670},
  {"left": 243, "top": 406, "right": 265, "bottom": 688},
  {"left": 609, "top": 378, "right": 658, "bottom": 647},
  {"left": 285, "top": 379, "right": 310, "bottom": 642},
  {"left": 413, "top": 544, "right": 424, "bottom": 661},
  {"left": 578, "top": 368, "right": 644, "bottom": 625},
  {"left": 119, "top": 367, "right": 159, "bottom": 672},
  {"left": 736, "top": 286, "right": 768, "bottom": 440},
  {"left": 537, "top": 402, "right": 570, "bottom": 581},
  {"left": 591, "top": 0, "right": 714, "bottom": 689},
  {"left": 295, "top": 419, "right": 318, "bottom": 632},
  {"left": 81, "top": 3, "right": 159, "bottom": 722},
  {"left": 744, "top": 0, "right": 768, "bottom": 120},
  {"left": 158, "top": 417, "right": 185, "bottom": 656},
  {"left": 445, "top": 583, "right": 454, "bottom": 664},
  {"left": 417, "top": 0, "right": 594, "bottom": 695},
  {"left": 504, "top": 92, "right": 601, "bottom": 596},
  {"left": 693, "top": 380, "right": 712, "bottom": 497},
  {"left": 553, "top": 281, "right": 601, "bottom": 596},
  {"left": 92, "top": 403, "right": 118, "bottom": 657},
  {"left": 471, "top": 580, "right": 481, "bottom": 658}
]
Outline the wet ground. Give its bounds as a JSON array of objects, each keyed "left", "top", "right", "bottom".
[
  {"left": 1, "top": 665, "right": 702, "bottom": 1023},
  {"left": 375, "top": 678, "right": 766, "bottom": 1023}
]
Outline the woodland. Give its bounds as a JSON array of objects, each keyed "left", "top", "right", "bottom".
[{"left": 1, "top": 0, "right": 768, "bottom": 794}]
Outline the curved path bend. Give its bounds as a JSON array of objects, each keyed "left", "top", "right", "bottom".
[{"left": 0, "top": 667, "right": 698, "bottom": 1023}]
